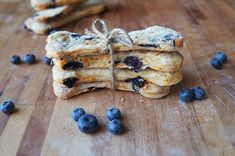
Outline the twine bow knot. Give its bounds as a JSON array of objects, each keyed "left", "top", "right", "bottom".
[{"left": 87, "top": 19, "right": 134, "bottom": 90}]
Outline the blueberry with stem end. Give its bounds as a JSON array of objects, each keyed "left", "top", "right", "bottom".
[
  {"left": 106, "top": 107, "right": 121, "bottom": 121},
  {"left": 78, "top": 114, "right": 99, "bottom": 133},
  {"left": 215, "top": 51, "right": 227, "bottom": 63},
  {"left": 23, "top": 54, "right": 36, "bottom": 64},
  {"left": 192, "top": 87, "right": 206, "bottom": 100},
  {"left": 71, "top": 107, "right": 85, "bottom": 122}
]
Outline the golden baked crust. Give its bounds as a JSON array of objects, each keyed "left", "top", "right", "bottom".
[
  {"left": 53, "top": 81, "right": 170, "bottom": 99},
  {"left": 46, "top": 25, "right": 184, "bottom": 57},
  {"left": 52, "top": 50, "right": 184, "bottom": 72},
  {"left": 52, "top": 68, "right": 183, "bottom": 86}
]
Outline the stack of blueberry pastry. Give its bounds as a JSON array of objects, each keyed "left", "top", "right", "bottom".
[
  {"left": 45, "top": 24, "right": 184, "bottom": 98},
  {"left": 24, "top": 0, "right": 106, "bottom": 34}
]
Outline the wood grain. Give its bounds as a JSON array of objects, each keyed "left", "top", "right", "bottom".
[{"left": 0, "top": 0, "right": 235, "bottom": 156}]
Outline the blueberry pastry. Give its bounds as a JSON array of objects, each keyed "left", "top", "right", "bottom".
[{"left": 45, "top": 19, "right": 184, "bottom": 99}]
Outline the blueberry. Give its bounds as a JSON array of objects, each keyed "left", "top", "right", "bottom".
[
  {"left": 211, "top": 58, "right": 222, "bottom": 69},
  {"left": 138, "top": 44, "right": 159, "bottom": 48},
  {"left": 179, "top": 88, "right": 193, "bottom": 102},
  {"left": 124, "top": 56, "right": 143, "bottom": 72},
  {"left": 63, "top": 61, "right": 83, "bottom": 70},
  {"left": 106, "top": 107, "right": 121, "bottom": 121},
  {"left": 78, "top": 114, "right": 99, "bottom": 133},
  {"left": 163, "top": 34, "right": 173, "bottom": 42},
  {"left": 192, "top": 87, "right": 206, "bottom": 100},
  {"left": 88, "top": 87, "right": 96, "bottom": 91},
  {"left": 24, "top": 24, "right": 29, "bottom": 30},
  {"left": 23, "top": 54, "right": 36, "bottom": 64},
  {"left": 215, "top": 52, "right": 227, "bottom": 63},
  {"left": 71, "top": 33, "right": 81, "bottom": 38},
  {"left": 108, "top": 119, "right": 124, "bottom": 135},
  {"left": 71, "top": 107, "right": 85, "bottom": 122},
  {"left": 43, "top": 56, "right": 53, "bottom": 66},
  {"left": 1, "top": 100, "right": 15, "bottom": 114},
  {"left": 48, "top": 29, "right": 58, "bottom": 35},
  {"left": 114, "top": 59, "right": 121, "bottom": 64},
  {"left": 63, "top": 77, "right": 78, "bottom": 88},
  {"left": 125, "top": 77, "right": 145, "bottom": 92},
  {"left": 10, "top": 55, "right": 21, "bottom": 65},
  {"left": 84, "top": 36, "right": 94, "bottom": 40}
]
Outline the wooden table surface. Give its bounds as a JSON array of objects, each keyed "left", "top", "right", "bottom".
[{"left": 0, "top": 0, "right": 235, "bottom": 156}]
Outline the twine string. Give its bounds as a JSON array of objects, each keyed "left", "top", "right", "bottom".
[{"left": 90, "top": 19, "right": 134, "bottom": 90}]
